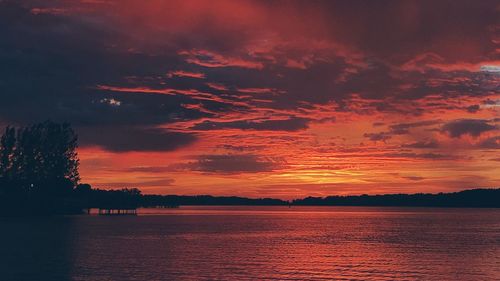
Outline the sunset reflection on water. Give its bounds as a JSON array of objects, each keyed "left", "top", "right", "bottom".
[{"left": 1, "top": 206, "right": 499, "bottom": 280}]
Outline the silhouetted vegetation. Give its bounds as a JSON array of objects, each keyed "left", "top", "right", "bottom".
[
  {"left": 292, "top": 189, "right": 500, "bottom": 208},
  {"left": 75, "top": 184, "right": 141, "bottom": 210},
  {"left": 140, "top": 194, "right": 287, "bottom": 206},
  {"left": 0, "top": 121, "right": 81, "bottom": 215},
  {"left": 73, "top": 186, "right": 500, "bottom": 209},
  {"left": 74, "top": 185, "right": 285, "bottom": 208}
]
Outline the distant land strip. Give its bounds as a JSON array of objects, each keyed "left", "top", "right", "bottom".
[{"left": 130, "top": 188, "right": 500, "bottom": 208}]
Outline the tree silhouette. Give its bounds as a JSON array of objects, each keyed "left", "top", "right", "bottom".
[{"left": 0, "top": 121, "right": 80, "bottom": 196}]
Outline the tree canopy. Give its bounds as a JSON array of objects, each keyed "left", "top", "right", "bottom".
[{"left": 0, "top": 121, "right": 79, "bottom": 195}]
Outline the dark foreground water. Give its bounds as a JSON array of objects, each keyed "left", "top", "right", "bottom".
[{"left": 1, "top": 206, "right": 499, "bottom": 281}]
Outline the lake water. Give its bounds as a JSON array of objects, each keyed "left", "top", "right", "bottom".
[{"left": 1, "top": 206, "right": 499, "bottom": 280}]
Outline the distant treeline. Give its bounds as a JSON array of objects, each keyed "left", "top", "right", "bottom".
[
  {"left": 76, "top": 186, "right": 500, "bottom": 208},
  {"left": 75, "top": 185, "right": 286, "bottom": 208},
  {"left": 292, "top": 188, "right": 500, "bottom": 208},
  {"left": 141, "top": 194, "right": 286, "bottom": 206}
]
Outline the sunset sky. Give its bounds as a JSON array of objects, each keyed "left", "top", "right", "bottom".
[{"left": 1, "top": 0, "right": 499, "bottom": 198}]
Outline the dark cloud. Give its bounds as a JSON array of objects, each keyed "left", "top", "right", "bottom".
[
  {"left": 402, "top": 140, "right": 439, "bottom": 149},
  {"left": 0, "top": 1, "right": 208, "bottom": 126},
  {"left": 186, "top": 154, "right": 284, "bottom": 174},
  {"left": 382, "top": 152, "right": 453, "bottom": 160},
  {"left": 2, "top": 0, "right": 498, "bottom": 121},
  {"left": 465, "top": 105, "right": 480, "bottom": 113},
  {"left": 365, "top": 120, "right": 442, "bottom": 142},
  {"left": 363, "top": 132, "right": 391, "bottom": 142},
  {"left": 478, "top": 136, "right": 500, "bottom": 149},
  {"left": 483, "top": 99, "right": 498, "bottom": 105},
  {"left": 389, "top": 120, "right": 441, "bottom": 135},
  {"left": 403, "top": 176, "right": 425, "bottom": 181},
  {"left": 317, "top": 0, "right": 499, "bottom": 62},
  {"left": 78, "top": 126, "right": 196, "bottom": 152},
  {"left": 191, "top": 117, "right": 310, "bottom": 131},
  {"left": 217, "top": 144, "right": 264, "bottom": 152},
  {"left": 95, "top": 178, "right": 175, "bottom": 188},
  {"left": 124, "top": 166, "right": 173, "bottom": 173},
  {"left": 442, "top": 119, "right": 497, "bottom": 138}
]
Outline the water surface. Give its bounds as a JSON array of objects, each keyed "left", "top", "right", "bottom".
[{"left": 1, "top": 206, "right": 499, "bottom": 280}]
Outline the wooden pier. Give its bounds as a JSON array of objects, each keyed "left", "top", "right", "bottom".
[
  {"left": 98, "top": 208, "right": 137, "bottom": 215},
  {"left": 156, "top": 205, "right": 180, "bottom": 209}
]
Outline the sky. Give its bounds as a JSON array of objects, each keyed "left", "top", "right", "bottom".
[{"left": 0, "top": 0, "right": 499, "bottom": 198}]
